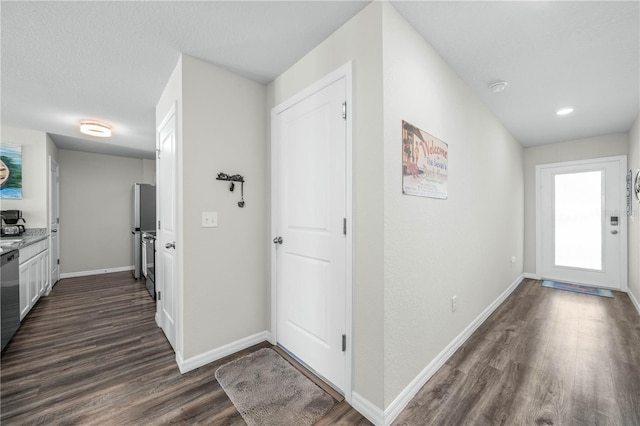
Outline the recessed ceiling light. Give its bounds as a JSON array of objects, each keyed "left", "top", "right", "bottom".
[
  {"left": 489, "top": 81, "right": 508, "bottom": 94},
  {"left": 80, "top": 120, "right": 112, "bottom": 138},
  {"left": 556, "top": 107, "right": 574, "bottom": 116}
]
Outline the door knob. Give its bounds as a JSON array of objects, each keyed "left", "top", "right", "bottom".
[
  {"left": 611, "top": 230, "right": 618, "bottom": 235},
  {"left": 273, "top": 236, "right": 283, "bottom": 245},
  {"left": 165, "top": 242, "right": 176, "bottom": 249}
]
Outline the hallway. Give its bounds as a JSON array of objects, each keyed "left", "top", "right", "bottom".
[
  {"left": 2, "top": 273, "right": 639, "bottom": 424},
  {"left": 394, "top": 279, "right": 640, "bottom": 425}
]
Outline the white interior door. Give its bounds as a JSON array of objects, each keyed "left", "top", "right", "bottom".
[
  {"left": 538, "top": 156, "right": 627, "bottom": 290},
  {"left": 157, "top": 104, "right": 178, "bottom": 351},
  {"left": 49, "top": 157, "right": 60, "bottom": 288},
  {"left": 272, "top": 76, "right": 347, "bottom": 392}
]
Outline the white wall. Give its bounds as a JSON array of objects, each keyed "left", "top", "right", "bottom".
[
  {"left": 381, "top": 3, "right": 524, "bottom": 406},
  {"left": 142, "top": 159, "right": 156, "bottom": 185},
  {"left": 47, "top": 134, "right": 58, "bottom": 165},
  {"left": 628, "top": 115, "right": 640, "bottom": 305},
  {"left": 1, "top": 126, "right": 50, "bottom": 228},
  {"left": 268, "top": 2, "right": 385, "bottom": 408},
  {"left": 57, "top": 149, "right": 148, "bottom": 274},
  {"left": 523, "top": 133, "right": 629, "bottom": 274},
  {"left": 159, "top": 55, "right": 269, "bottom": 361}
]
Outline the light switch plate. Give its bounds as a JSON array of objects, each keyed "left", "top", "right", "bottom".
[{"left": 202, "top": 212, "right": 218, "bottom": 227}]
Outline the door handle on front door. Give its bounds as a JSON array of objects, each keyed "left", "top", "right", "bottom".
[
  {"left": 273, "top": 236, "right": 283, "bottom": 245},
  {"left": 165, "top": 242, "right": 176, "bottom": 249}
]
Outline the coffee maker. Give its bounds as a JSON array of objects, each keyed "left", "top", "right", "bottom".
[{"left": 1, "top": 210, "right": 26, "bottom": 236}]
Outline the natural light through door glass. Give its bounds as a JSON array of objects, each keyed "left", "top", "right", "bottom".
[{"left": 554, "top": 171, "right": 602, "bottom": 270}]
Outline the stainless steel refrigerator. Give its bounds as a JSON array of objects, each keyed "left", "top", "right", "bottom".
[{"left": 132, "top": 183, "right": 156, "bottom": 279}]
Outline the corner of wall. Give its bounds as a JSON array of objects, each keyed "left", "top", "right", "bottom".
[
  {"left": 46, "top": 133, "right": 59, "bottom": 163},
  {"left": 380, "top": 0, "right": 524, "bottom": 408},
  {"left": 177, "top": 55, "right": 269, "bottom": 361},
  {"left": 267, "top": 0, "right": 386, "bottom": 410}
]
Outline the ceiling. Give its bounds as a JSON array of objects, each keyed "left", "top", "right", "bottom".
[
  {"left": 394, "top": 1, "right": 640, "bottom": 147},
  {"left": 2, "top": 1, "right": 638, "bottom": 159},
  {"left": 1, "top": 1, "right": 369, "bottom": 159}
]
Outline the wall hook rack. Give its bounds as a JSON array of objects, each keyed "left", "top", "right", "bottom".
[{"left": 216, "top": 172, "right": 245, "bottom": 208}]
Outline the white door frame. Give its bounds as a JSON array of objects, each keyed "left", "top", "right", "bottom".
[
  {"left": 270, "top": 62, "right": 353, "bottom": 402},
  {"left": 536, "top": 155, "right": 628, "bottom": 291}
]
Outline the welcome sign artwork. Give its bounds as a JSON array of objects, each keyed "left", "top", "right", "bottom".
[{"left": 401, "top": 120, "right": 448, "bottom": 199}]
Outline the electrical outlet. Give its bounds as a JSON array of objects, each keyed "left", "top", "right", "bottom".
[
  {"left": 202, "top": 212, "right": 218, "bottom": 227},
  {"left": 451, "top": 296, "right": 457, "bottom": 312}
]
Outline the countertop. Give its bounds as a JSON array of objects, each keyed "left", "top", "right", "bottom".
[{"left": 0, "top": 233, "right": 49, "bottom": 255}]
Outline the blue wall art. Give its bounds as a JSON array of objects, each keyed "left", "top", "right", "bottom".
[{"left": 0, "top": 143, "right": 23, "bottom": 199}]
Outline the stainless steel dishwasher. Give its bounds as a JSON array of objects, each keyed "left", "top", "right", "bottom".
[{"left": 1, "top": 249, "right": 20, "bottom": 353}]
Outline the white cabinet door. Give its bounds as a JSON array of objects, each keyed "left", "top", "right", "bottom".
[
  {"left": 29, "top": 256, "right": 39, "bottom": 306},
  {"left": 42, "top": 250, "right": 50, "bottom": 294},
  {"left": 19, "top": 262, "right": 30, "bottom": 320},
  {"left": 18, "top": 246, "right": 50, "bottom": 320},
  {"left": 37, "top": 251, "right": 47, "bottom": 296}
]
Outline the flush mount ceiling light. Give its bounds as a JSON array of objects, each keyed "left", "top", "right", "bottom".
[
  {"left": 489, "top": 81, "right": 508, "bottom": 94},
  {"left": 80, "top": 120, "right": 112, "bottom": 138},
  {"left": 556, "top": 106, "right": 574, "bottom": 116}
]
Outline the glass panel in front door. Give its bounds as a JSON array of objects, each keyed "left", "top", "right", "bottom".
[{"left": 554, "top": 171, "right": 603, "bottom": 270}]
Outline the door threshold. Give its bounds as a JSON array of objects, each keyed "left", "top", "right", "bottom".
[{"left": 273, "top": 345, "right": 344, "bottom": 402}]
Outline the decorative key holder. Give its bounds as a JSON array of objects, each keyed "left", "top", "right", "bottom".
[{"left": 216, "top": 172, "right": 245, "bottom": 208}]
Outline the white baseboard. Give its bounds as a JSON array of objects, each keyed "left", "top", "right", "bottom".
[
  {"left": 351, "top": 392, "right": 384, "bottom": 426},
  {"left": 524, "top": 272, "right": 539, "bottom": 280},
  {"left": 60, "top": 265, "right": 134, "bottom": 279},
  {"left": 177, "top": 331, "right": 272, "bottom": 374},
  {"left": 383, "top": 274, "right": 525, "bottom": 425},
  {"left": 628, "top": 289, "right": 640, "bottom": 316}
]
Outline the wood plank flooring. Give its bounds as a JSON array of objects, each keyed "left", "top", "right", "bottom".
[
  {"left": 393, "top": 278, "right": 640, "bottom": 426},
  {"left": 3, "top": 274, "right": 639, "bottom": 425},
  {"left": 0, "top": 272, "right": 370, "bottom": 425}
]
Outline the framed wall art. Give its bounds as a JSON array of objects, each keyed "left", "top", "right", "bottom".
[
  {"left": 0, "top": 143, "right": 23, "bottom": 199},
  {"left": 402, "top": 120, "right": 448, "bottom": 199}
]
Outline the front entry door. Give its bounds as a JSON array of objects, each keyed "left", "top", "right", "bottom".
[
  {"left": 538, "top": 156, "right": 627, "bottom": 289},
  {"left": 272, "top": 75, "right": 347, "bottom": 391},
  {"left": 157, "top": 104, "right": 178, "bottom": 351}
]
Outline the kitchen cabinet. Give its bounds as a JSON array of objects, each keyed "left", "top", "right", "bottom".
[{"left": 19, "top": 240, "right": 49, "bottom": 321}]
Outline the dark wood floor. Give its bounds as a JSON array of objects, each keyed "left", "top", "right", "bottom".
[
  {"left": 3, "top": 274, "right": 639, "bottom": 425},
  {"left": 393, "top": 278, "right": 640, "bottom": 425},
  {"left": 0, "top": 272, "right": 370, "bottom": 425}
]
